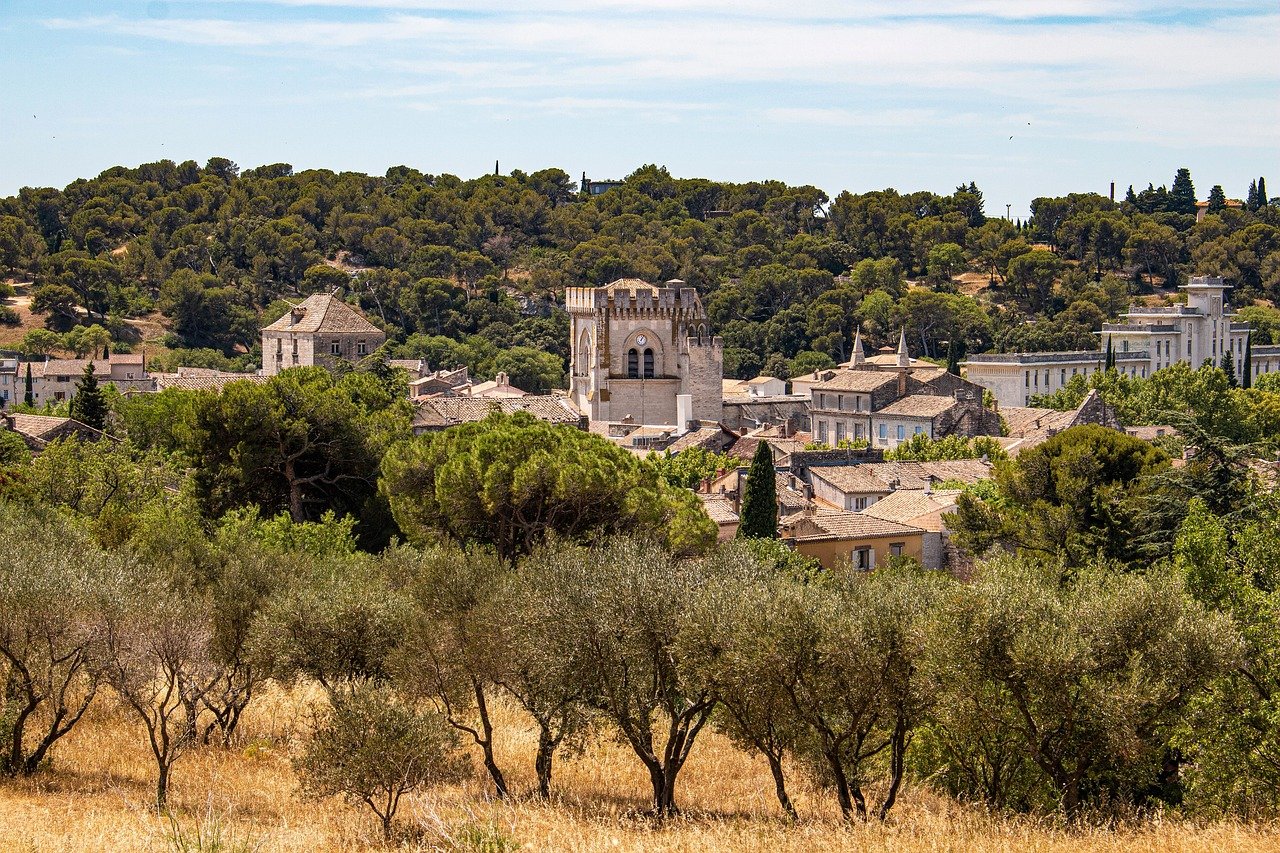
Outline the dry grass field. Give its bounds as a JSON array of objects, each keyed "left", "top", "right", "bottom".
[{"left": 2, "top": 686, "right": 1279, "bottom": 852}]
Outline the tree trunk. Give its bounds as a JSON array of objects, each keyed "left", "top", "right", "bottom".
[
  {"left": 156, "top": 762, "right": 171, "bottom": 810},
  {"left": 284, "top": 458, "right": 305, "bottom": 522},
  {"left": 647, "top": 763, "right": 675, "bottom": 816},
  {"left": 766, "top": 753, "right": 797, "bottom": 820},
  {"left": 877, "top": 717, "right": 908, "bottom": 820},
  {"left": 827, "top": 752, "right": 855, "bottom": 821},
  {"left": 535, "top": 725, "right": 555, "bottom": 799},
  {"left": 473, "top": 682, "right": 509, "bottom": 799}
]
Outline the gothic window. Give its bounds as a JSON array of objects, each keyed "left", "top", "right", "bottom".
[
  {"left": 643, "top": 348, "right": 655, "bottom": 378},
  {"left": 627, "top": 348, "right": 639, "bottom": 378}
]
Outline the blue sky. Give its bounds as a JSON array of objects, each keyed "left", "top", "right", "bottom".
[{"left": 1, "top": 1, "right": 1276, "bottom": 217}]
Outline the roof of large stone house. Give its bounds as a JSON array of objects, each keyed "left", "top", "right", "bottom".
[
  {"left": 812, "top": 370, "right": 899, "bottom": 393},
  {"left": 261, "top": 293, "right": 382, "bottom": 335},
  {"left": 664, "top": 421, "right": 738, "bottom": 455},
  {"left": 412, "top": 396, "right": 582, "bottom": 430},
  {"left": 861, "top": 489, "right": 962, "bottom": 532},
  {"left": 874, "top": 394, "right": 962, "bottom": 419},
  {"left": 152, "top": 371, "right": 267, "bottom": 392},
  {"left": 3, "top": 413, "right": 108, "bottom": 450},
  {"left": 811, "top": 460, "right": 993, "bottom": 494},
  {"left": 30, "top": 354, "right": 149, "bottom": 378},
  {"left": 781, "top": 508, "right": 924, "bottom": 543},
  {"left": 996, "top": 390, "right": 1120, "bottom": 456}
]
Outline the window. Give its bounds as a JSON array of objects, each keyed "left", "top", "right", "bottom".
[
  {"left": 818, "top": 393, "right": 826, "bottom": 409},
  {"left": 643, "top": 348, "right": 655, "bottom": 378},
  {"left": 835, "top": 422, "right": 846, "bottom": 443},
  {"left": 1025, "top": 370, "right": 1030, "bottom": 387},
  {"left": 1060, "top": 369, "right": 1066, "bottom": 385},
  {"left": 852, "top": 547, "right": 874, "bottom": 570},
  {"left": 357, "top": 340, "right": 367, "bottom": 355},
  {"left": 1122, "top": 340, "right": 1129, "bottom": 352},
  {"left": 855, "top": 395, "right": 863, "bottom": 411},
  {"left": 331, "top": 340, "right": 341, "bottom": 355},
  {"left": 817, "top": 421, "right": 829, "bottom": 444},
  {"left": 890, "top": 542, "right": 904, "bottom": 557},
  {"left": 878, "top": 423, "right": 887, "bottom": 440},
  {"left": 276, "top": 339, "right": 283, "bottom": 353},
  {"left": 914, "top": 426, "right": 924, "bottom": 435},
  {"left": 896, "top": 425, "right": 905, "bottom": 441},
  {"left": 854, "top": 496, "right": 868, "bottom": 511},
  {"left": 627, "top": 348, "right": 639, "bottom": 378}
]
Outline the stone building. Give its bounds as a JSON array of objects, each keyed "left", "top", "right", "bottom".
[
  {"left": 567, "top": 279, "right": 723, "bottom": 426},
  {"left": 261, "top": 293, "right": 386, "bottom": 377},
  {"left": 965, "top": 277, "right": 1280, "bottom": 409}
]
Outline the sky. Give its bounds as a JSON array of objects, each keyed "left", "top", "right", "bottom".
[{"left": 0, "top": 1, "right": 1277, "bottom": 217}]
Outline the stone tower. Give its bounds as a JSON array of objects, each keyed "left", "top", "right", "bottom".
[{"left": 567, "top": 279, "right": 723, "bottom": 426}]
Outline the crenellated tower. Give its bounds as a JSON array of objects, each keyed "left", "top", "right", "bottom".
[{"left": 567, "top": 278, "right": 724, "bottom": 426}]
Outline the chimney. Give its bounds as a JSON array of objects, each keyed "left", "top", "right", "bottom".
[{"left": 676, "top": 394, "right": 693, "bottom": 434}]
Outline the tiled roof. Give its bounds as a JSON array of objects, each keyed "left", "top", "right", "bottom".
[
  {"left": 665, "top": 422, "right": 737, "bottom": 455},
  {"left": 7, "top": 413, "right": 76, "bottom": 440},
  {"left": 697, "top": 493, "right": 740, "bottom": 525},
  {"left": 781, "top": 508, "right": 923, "bottom": 542},
  {"left": 811, "top": 466, "right": 894, "bottom": 494},
  {"left": 603, "top": 278, "right": 659, "bottom": 294},
  {"left": 874, "top": 395, "right": 960, "bottom": 419},
  {"left": 810, "top": 460, "right": 993, "bottom": 495},
  {"left": 261, "top": 293, "right": 383, "bottom": 335},
  {"left": 153, "top": 372, "right": 267, "bottom": 392},
  {"left": 862, "top": 489, "right": 959, "bottom": 531},
  {"left": 812, "top": 370, "right": 897, "bottom": 393},
  {"left": 412, "top": 396, "right": 582, "bottom": 430},
  {"left": 38, "top": 359, "right": 110, "bottom": 377},
  {"left": 1000, "top": 406, "right": 1079, "bottom": 438}
]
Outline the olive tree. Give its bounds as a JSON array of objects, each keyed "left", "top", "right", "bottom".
[
  {"left": 930, "top": 555, "right": 1236, "bottom": 818},
  {"left": 297, "top": 684, "right": 468, "bottom": 841},
  {"left": 533, "top": 538, "right": 717, "bottom": 816},
  {"left": 0, "top": 506, "right": 128, "bottom": 776}
]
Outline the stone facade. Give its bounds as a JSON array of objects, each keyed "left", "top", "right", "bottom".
[
  {"left": 568, "top": 279, "right": 723, "bottom": 426},
  {"left": 261, "top": 293, "right": 386, "bottom": 376},
  {"left": 965, "top": 277, "right": 1280, "bottom": 409}
]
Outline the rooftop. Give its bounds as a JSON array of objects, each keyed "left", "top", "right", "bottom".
[
  {"left": 781, "top": 508, "right": 924, "bottom": 542},
  {"left": 262, "top": 293, "right": 383, "bottom": 335},
  {"left": 874, "top": 394, "right": 960, "bottom": 419}
]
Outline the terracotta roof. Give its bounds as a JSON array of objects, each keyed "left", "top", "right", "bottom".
[
  {"left": 37, "top": 359, "right": 110, "bottom": 377},
  {"left": 811, "top": 466, "right": 894, "bottom": 495},
  {"left": 262, "top": 294, "right": 382, "bottom": 335},
  {"left": 781, "top": 508, "right": 923, "bottom": 542},
  {"left": 697, "top": 493, "right": 740, "bottom": 526},
  {"left": 153, "top": 372, "right": 267, "bottom": 392},
  {"left": 810, "top": 460, "right": 992, "bottom": 495},
  {"left": 603, "top": 278, "right": 659, "bottom": 294},
  {"left": 1000, "top": 405, "right": 1078, "bottom": 438},
  {"left": 874, "top": 395, "right": 960, "bottom": 419},
  {"left": 665, "top": 422, "right": 737, "bottom": 455},
  {"left": 412, "top": 396, "right": 583, "bottom": 430},
  {"left": 812, "top": 370, "right": 898, "bottom": 393},
  {"left": 6, "top": 413, "right": 77, "bottom": 440},
  {"left": 862, "top": 489, "right": 959, "bottom": 531}
]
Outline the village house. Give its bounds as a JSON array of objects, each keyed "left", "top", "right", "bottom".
[
  {"left": 806, "top": 459, "right": 993, "bottom": 512},
  {"left": 860, "top": 488, "right": 962, "bottom": 570},
  {"left": 780, "top": 507, "right": 925, "bottom": 571},
  {"left": 1, "top": 412, "right": 108, "bottom": 451},
  {"left": 24, "top": 354, "right": 153, "bottom": 405},
  {"left": 261, "top": 293, "right": 386, "bottom": 376}
]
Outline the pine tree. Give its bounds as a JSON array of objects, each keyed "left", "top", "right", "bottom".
[
  {"left": 1259, "top": 177, "right": 1269, "bottom": 208},
  {"left": 1207, "top": 185, "right": 1227, "bottom": 213},
  {"left": 68, "top": 362, "right": 107, "bottom": 430},
  {"left": 1170, "top": 168, "right": 1197, "bottom": 215},
  {"left": 1243, "top": 334, "right": 1253, "bottom": 389},
  {"left": 1220, "top": 349, "right": 1237, "bottom": 388},
  {"left": 1247, "top": 179, "right": 1260, "bottom": 211},
  {"left": 736, "top": 440, "right": 779, "bottom": 540},
  {"left": 23, "top": 363, "right": 33, "bottom": 407}
]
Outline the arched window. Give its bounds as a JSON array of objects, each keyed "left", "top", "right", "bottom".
[
  {"left": 627, "top": 348, "right": 639, "bottom": 378},
  {"left": 643, "top": 348, "right": 655, "bottom": 378}
]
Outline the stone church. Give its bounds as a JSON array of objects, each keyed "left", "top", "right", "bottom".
[{"left": 567, "top": 279, "right": 723, "bottom": 426}]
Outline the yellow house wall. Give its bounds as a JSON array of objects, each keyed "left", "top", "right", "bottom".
[{"left": 792, "top": 532, "right": 924, "bottom": 571}]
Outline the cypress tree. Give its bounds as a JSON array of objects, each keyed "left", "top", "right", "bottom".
[
  {"left": 946, "top": 338, "right": 962, "bottom": 375},
  {"left": 1104, "top": 337, "right": 1115, "bottom": 371},
  {"left": 1220, "top": 349, "right": 1237, "bottom": 388},
  {"left": 1259, "top": 177, "right": 1269, "bottom": 208},
  {"left": 1170, "top": 168, "right": 1197, "bottom": 215},
  {"left": 23, "top": 363, "right": 33, "bottom": 407},
  {"left": 69, "top": 362, "right": 107, "bottom": 430},
  {"left": 1247, "top": 180, "right": 1260, "bottom": 211},
  {"left": 1243, "top": 334, "right": 1253, "bottom": 389},
  {"left": 736, "top": 440, "right": 779, "bottom": 540}
]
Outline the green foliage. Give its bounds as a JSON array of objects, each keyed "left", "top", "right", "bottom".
[
  {"left": 296, "top": 684, "right": 468, "bottom": 840},
  {"left": 737, "top": 440, "right": 778, "bottom": 539},
  {"left": 381, "top": 411, "right": 714, "bottom": 562},
  {"left": 648, "top": 446, "right": 731, "bottom": 489},
  {"left": 949, "top": 424, "right": 1168, "bottom": 566},
  {"left": 884, "top": 433, "right": 1007, "bottom": 462}
]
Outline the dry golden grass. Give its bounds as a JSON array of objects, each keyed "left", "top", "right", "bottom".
[{"left": 2, "top": 686, "right": 1278, "bottom": 852}]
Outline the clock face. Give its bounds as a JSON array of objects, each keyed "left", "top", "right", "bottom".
[{"left": 636, "top": 334, "right": 648, "bottom": 346}]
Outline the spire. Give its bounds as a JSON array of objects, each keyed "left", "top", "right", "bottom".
[
  {"left": 896, "top": 328, "right": 910, "bottom": 368},
  {"left": 850, "top": 326, "right": 865, "bottom": 366}
]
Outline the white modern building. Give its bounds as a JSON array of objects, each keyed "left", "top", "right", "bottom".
[{"left": 965, "top": 277, "right": 1280, "bottom": 408}]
